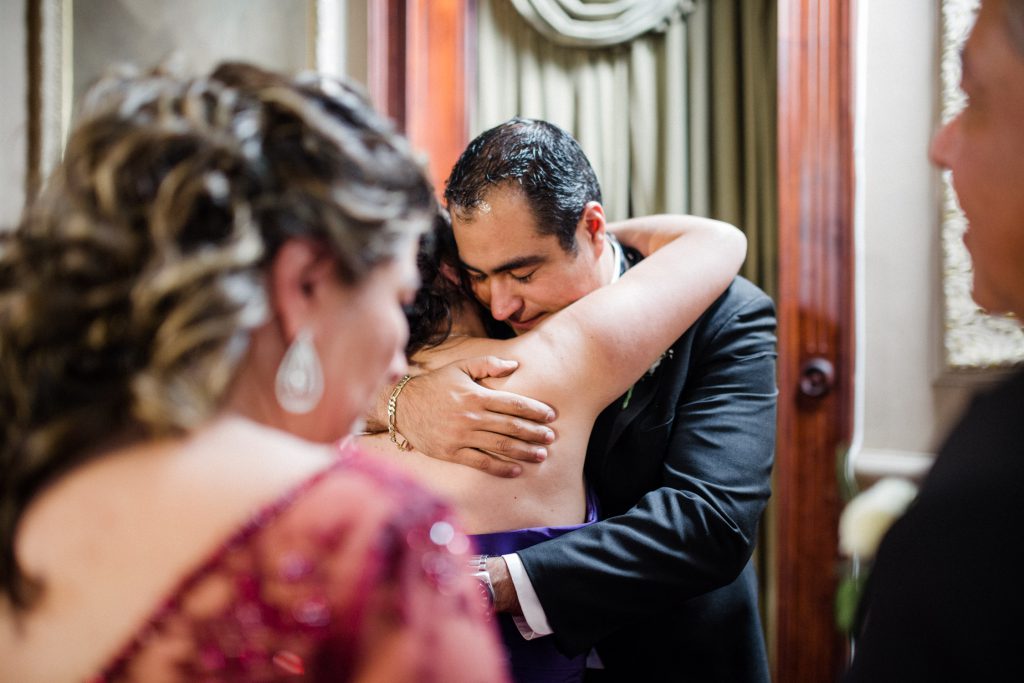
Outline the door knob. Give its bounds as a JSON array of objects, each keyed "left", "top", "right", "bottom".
[{"left": 799, "top": 357, "right": 835, "bottom": 398}]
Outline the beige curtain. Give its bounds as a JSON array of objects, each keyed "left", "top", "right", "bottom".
[
  {"left": 473, "top": 0, "right": 777, "bottom": 297},
  {"left": 698, "top": 0, "right": 777, "bottom": 297}
]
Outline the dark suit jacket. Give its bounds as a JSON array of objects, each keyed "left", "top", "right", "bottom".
[
  {"left": 517, "top": 268, "right": 778, "bottom": 682},
  {"left": 846, "top": 368, "right": 1024, "bottom": 683}
]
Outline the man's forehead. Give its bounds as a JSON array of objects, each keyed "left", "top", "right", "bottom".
[
  {"left": 451, "top": 182, "right": 576, "bottom": 272},
  {"left": 451, "top": 184, "right": 528, "bottom": 225},
  {"left": 453, "top": 223, "right": 557, "bottom": 275},
  {"left": 472, "top": 197, "right": 494, "bottom": 215}
]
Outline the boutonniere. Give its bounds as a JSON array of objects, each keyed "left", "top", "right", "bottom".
[
  {"left": 835, "top": 476, "right": 918, "bottom": 633},
  {"left": 621, "top": 349, "right": 674, "bottom": 409}
]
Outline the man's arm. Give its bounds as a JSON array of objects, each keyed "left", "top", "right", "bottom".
[
  {"left": 510, "top": 284, "right": 777, "bottom": 653},
  {"left": 365, "top": 355, "right": 557, "bottom": 478}
]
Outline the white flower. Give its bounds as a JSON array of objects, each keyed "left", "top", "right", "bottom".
[
  {"left": 648, "top": 348, "right": 673, "bottom": 376},
  {"left": 623, "top": 349, "right": 674, "bottom": 409},
  {"left": 838, "top": 477, "right": 919, "bottom": 560}
]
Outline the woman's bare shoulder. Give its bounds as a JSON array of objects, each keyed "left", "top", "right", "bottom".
[{"left": 4, "top": 418, "right": 339, "bottom": 681}]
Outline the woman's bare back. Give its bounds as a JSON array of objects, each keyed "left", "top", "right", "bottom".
[{"left": 360, "top": 334, "right": 597, "bottom": 534}]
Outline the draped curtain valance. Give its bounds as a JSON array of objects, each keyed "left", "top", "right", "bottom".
[{"left": 508, "top": 0, "right": 695, "bottom": 47}]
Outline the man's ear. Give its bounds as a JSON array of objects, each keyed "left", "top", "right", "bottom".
[
  {"left": 579, "top": 201, "right": 607, "bottom": 254},
  {"left": 268, "top": 239, "right": 335, "bottom": 340}
]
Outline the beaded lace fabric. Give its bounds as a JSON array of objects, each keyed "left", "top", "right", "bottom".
[{"left": 89, "top": 444, "right": 506, "bottom": 682}]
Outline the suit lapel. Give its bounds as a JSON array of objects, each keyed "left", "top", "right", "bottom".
[
  {"left": 601, "top": 367, "right": 661, "bottom": 459},
  {"left": 596, "top": 241, "right": 660, "bottom": 455}
]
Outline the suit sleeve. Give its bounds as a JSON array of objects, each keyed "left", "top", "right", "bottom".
[{"left": 515, "top": 287, "right": 778, "bottom": 655}]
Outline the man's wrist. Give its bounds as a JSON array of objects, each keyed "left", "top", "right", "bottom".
[
  {"left": 486, "top": 556, "right": 522, "bottom": 615},
  {"left": 469, "top": 554, "right": 496, "bottom": 608},
  {"left": 365, "top": 381, "right": 395, "bottom": 433}
]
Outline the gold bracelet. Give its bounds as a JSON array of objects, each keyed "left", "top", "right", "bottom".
[{"left": 387, "top": 374, "right": 414, "bottom": 451}]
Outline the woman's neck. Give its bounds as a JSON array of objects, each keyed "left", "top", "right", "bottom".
[{"left": 449, "top": 300, "right": 487, "bottom": 339}]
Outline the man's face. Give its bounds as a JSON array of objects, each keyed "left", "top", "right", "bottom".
[
  {"left": 930, "top": 0, "right": 1024, "bottom": 316},
  {"left": 451, "top": 185, "right": 605, "bottom": 334}
]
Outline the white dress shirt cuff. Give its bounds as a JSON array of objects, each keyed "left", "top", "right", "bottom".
[{"left": 502, "top": 552, "right": 553, "bottom": 639}]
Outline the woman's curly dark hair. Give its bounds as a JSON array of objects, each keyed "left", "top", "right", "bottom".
[
  {"left": 0, "top": 62, "right": 436, "bottom": 609},
  {"left": 405, "top": 209, "right": 471, "bottom": 356}
]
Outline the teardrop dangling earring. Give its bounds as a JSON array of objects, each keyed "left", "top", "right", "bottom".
[{"left": 275, "top": 328, "right": 324, "bottom": 414}]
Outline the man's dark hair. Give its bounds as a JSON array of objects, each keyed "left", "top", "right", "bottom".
[{"left": 443, "top": 117, "right": 602, "bottom": 253}]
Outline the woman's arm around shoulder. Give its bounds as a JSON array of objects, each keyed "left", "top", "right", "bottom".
[{"left": 518, "top": 212, "right": 746, "bottom": 412}]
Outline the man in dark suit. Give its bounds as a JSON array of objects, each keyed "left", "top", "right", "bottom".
[
  {"left": 847, "top": 0, "right": 1024, "bottom": 679},
  {"left": 388, "top": 118, "right": 776, "bottom": 681}
]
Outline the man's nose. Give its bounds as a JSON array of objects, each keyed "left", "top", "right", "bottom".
[
  {"left": 929, "top": 113, "right": 959, "bottom": 170},
  {"left": 489, "top": 279, "right": 523, "bottom": 321}
]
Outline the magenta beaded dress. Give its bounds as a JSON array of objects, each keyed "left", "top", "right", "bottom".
[{"left": 88, "top": 443, "right": 509, "bottom": 682}]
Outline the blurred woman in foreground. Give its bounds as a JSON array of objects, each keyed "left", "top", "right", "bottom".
[{"left": 0, "top": 63, "right": 507, "bottom": 682}]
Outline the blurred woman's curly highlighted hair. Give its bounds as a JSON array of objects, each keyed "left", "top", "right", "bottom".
[{"left": 0, "top": 62, "right": 436, "bottom": 609}]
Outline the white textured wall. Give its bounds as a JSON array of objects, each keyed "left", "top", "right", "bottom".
[
  {"left": 72, "top": 0, "right": 314, "bottom": 103},
  {"left": 855, "top": 0, "right": 981, "bottom": 479},
  {"left": 0, "top": 1, "right": 369, "bottom": 229}
]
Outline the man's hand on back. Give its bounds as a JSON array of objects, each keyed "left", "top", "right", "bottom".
[{"left": 392, "top": 356, "right": 556, "bottom": 478}]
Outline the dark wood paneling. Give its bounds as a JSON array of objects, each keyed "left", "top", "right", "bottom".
[
  {"left": 406, "top": 0, "right": 469, "bottom": 188},
  {"left": 773, "top": 0, "right": 856, "bottom": 681},
  {"left": 368, "top": 0, "right": 470, "bottom": 191},
  {"left": 368, "top": 0, "right": 407, "bottom": 130}
]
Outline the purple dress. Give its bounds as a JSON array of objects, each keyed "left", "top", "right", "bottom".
[{"left": 472, "top": 490, "right": 599, "bottom": 683}]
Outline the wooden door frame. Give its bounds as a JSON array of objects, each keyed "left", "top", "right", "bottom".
[
  {"left": 774, "top": 0, "right": 855, "bottom": 680},
  {"left": 371, "top": 1, "right": 857, "bottom": 679}
]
